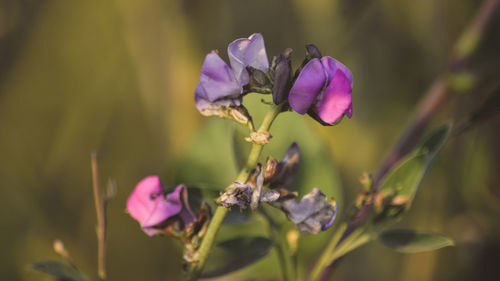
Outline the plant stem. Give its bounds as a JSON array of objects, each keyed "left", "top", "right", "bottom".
[
  {"left": 185, "top": 103, "right": 285, "bottom": 281},
  {"left": 91, "top": 153, "right": 107, "bottom": 281},
  {"left": 307, "top": 223, "right": 347, "bottom": 281},
  {"left": 260, "top": 207, "right": 291, "bottom": 281}
]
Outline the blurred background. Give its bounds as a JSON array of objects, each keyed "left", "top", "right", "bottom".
[{"left": 1, "top": 0, "right": 499, "bottom": 280}]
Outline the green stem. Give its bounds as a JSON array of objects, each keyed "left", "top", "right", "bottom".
[
  {"left": 307, "top": 223, "right": 347, "bottom": 281},
  {"left": 185, "top": 102, "right": 285, "bottom": 281},
  {"left": 260, "top": 207, "right": 291, "bottom": 281}
]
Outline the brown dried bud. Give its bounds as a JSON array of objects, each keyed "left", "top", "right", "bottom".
[{"left": 263, "top": 157, "right": 279, "bottom": 182}]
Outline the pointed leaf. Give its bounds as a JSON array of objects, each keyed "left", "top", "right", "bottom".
[
  {"left": 202, "top": 236, "right": 274, "bottom": 278},
  {"left": 31, "top": 260, "right": 88, "bottom": 281},
  {"left": 380, "top": 124, "right": 451, "bottom": 207},
  {"left": 379, "top": 229, "right": 454, "bottom": 253}
]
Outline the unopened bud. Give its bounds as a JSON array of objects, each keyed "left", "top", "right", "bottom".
[
  {"left": 391, "top": 195, "right": 410, "bottom": 206},
  {"left": 286, "top": 230, "right": 300, "bottom": 255},
  {"left": 359, "top": 173, "right": 373, "bottom": 191},
  {"left": 294, "top": 44, "right": 323, "bottom": 79},
  {"left": 305, "top": 44, "right": 322, "bottom": 60},
  {"left": 263, "top": 157, "right": 278, "bottom": 182},
  {"left": 53, "top": 239, "right": 72, "bottom": 264},
  {"left": 272, "top": 49, "right": 293, "bottom": 105},
  {"left": 246, "top": 66, "right": 271, "bottom": 92}
]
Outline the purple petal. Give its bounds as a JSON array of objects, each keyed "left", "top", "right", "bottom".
[
  {"left": 321, "top": 56, "right": 353, "bottom": 87},
  {"left": 228, "top": 33, "right": 269, "bottom": 86},
  {"left": 199, "top": 51, "right": 241, "bottom": 102},
  {"left": 289, "top": 58, "right": 327, "bottom": 114},
  {"left": 126, "top": 176, "right": 182, "bottom": 230},
  {"left": 195, "top": 84, "right": 241, "bottom": 114},
  {"left": 315, "top": 70, "right": 352, "bottom": 124}
]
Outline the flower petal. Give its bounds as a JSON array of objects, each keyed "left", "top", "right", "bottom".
[
  {"left": 315, "top": 70, "right": 352, "bottom": 124},
  {"left": 321, "top": 56, "right": 353, "bottom": 87},
  {"left": 289, "top": 58, "right": 327, "bottom": 114},
  {"left": 195, "top": 84, "right": 242, "bottom": 116},
  {"left": 228, "top": 33, "right": 269, "bottom": 86},
  {"left": 199, "top": 51, "right": 241, "bottom": 102},
  {"left": 126, "top": 176, "right": 182, "bottom": 229}
]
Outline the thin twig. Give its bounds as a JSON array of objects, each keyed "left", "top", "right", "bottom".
[{"left": 91, "top": 153, "right": 107, "bottom": 281}]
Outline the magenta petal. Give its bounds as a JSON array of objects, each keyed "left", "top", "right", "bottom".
[
  {"left": 171, "top": 185, "right": 196, "bottom": 225},
  {"left": 126, "top": 176, "right": 182, "bottom": 229},
  {"left": 320, "top": 56, "right": 353, "bottom": 87},
  {"left": 228, "top": 33, "right": 269, "bottom": 86},
  {"left": 199, "top": 51, "right": 241, "bottom": 102},
  {"left": 289, "top": 58, "right": 327, "bottom": 114},
  {"left": 315, "top": 70, "right": 352, "bottom": 124}
]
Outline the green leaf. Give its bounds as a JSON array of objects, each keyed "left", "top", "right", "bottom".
[
  {"left": 379, "top": 229, "right": 454, "bottom": 253},
  {"left": 31, "top": 260, "right": 88, "bottom": 281},
  {"left": 380, "top": 124, "right": 451, "bottom": 207},
  {"left": 202, "top": 236, "right": 274, "bottom": 278}
]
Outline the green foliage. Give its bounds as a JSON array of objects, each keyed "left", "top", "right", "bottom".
[
  {"left": 378, "top": 229, "right": 454, "bottom": 253},
  {"left": 379, "top": 124, "right": 452, "bottom": 208},
  {"left": 31, "top": 261, "right": 88, "bottom": 281},
  {"left": 201, "top": 236, "right": 274, "bottom": 278}
]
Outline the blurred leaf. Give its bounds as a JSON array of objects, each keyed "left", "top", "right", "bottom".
[
  {"left": 232, "top": 125, "right": 252, "bottom": 171},
  {"left": 31, "top": 260, "right": 87, "bottom": 281},
  {"left": 378, "top": 229, "right": 454, "bottom": 253},
  {"left": 380, "top": 124, "right": 451, "bottom": 207},
  {"left": 202, "top": 236, "right": 274, "bottom": 278},
  {"left": 223, "top": 208, "right": 253, "bottom": 225}
]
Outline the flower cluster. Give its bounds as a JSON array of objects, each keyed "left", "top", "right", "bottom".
[
  {"left": 127, "top": 34, "right": 352, "bottom": 243},
  {"left": 194, "top": 33, "right": 353, "bottom": 125}
]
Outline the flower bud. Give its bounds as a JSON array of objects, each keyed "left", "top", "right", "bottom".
[
  {"left": 263, "top": 157, "right": 279, "bottom": 182},
  {"left": 268, "top": 142, "right": 301, "bottom": 189},
  {"left": 245, "top": 66, "right": 271, "bottom": 93},
  {"left": 272, "top": 48, "right": 293, "bottom": 105},
  {"left": 305, "top": 44, "right": 322, "bottom": 60}
]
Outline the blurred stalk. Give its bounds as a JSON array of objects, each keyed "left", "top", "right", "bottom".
[
  {"left": 313, "top": 0, "right": 499, "bottom": 280},
  {"left": 91, "top": 153, "right": 107, "bottom": 281},
  {"left": 375, "top": 0, "right": 499, "bottom": 186}
]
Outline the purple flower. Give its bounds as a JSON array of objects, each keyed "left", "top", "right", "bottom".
[
  {"left": 289, "top": 56, "right": 353, "bottom": 125},
  {"left": 195, "top": 33, "right": 269, "bottom": 115},
  {"left": 126, "top": 176, "right": 195, "bottom": 236}
]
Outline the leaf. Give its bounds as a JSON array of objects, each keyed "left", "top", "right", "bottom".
[
  {"left": 31, "top": 260, "right": 88, "bottom": 281},
  {"left": 231, "top": 124, "right": 251, "bottom": 171},
  {"left": 202, "top": 236, "right": 274, "bottom": 278},
  {"left": 379, "top": 124, "right": 451, "bottom": 207},
  {"left": 379, "top": 229, "right": 454, "bottom": 253}
]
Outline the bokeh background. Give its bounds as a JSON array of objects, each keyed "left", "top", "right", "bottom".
[{"left": 1, "top": 0, "right": 499, "bottom": 280}]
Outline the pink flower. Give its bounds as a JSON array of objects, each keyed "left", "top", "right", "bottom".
[{"left": 126, "top": 176, "right": 195, "bottom": 236}]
